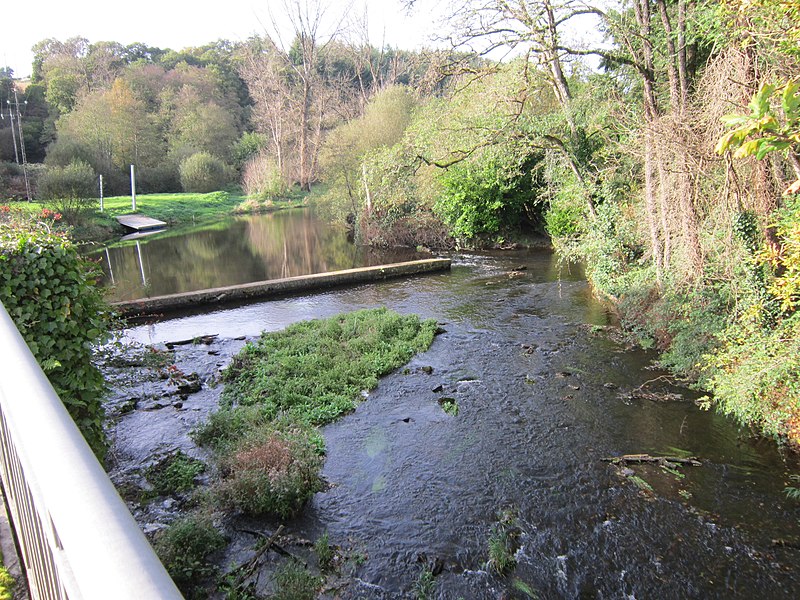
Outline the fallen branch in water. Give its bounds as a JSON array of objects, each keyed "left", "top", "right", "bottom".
[
  {"left": 620, "top": 376, "right": 684, "bottom": 402},
  {"left": 602, "top": 454, "right": 702, "bottom": 468},
  {"left": 165, "top": 334, "right": 218, "bottom": 348},
  {"left": 229, "top": 525, "right": 306, "bottom": 588}
]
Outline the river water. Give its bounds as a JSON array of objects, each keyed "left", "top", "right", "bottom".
[
  {"left": 93, "top": 209, "right": 423, "bottom": 302},
  {"left": 109, "top": 212, "right": 800, "bottom": 598}
]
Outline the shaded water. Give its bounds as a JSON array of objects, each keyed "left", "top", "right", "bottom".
[
  {"left": 124, "top": 250, "right": 800, "bottom": 598},
  {"left": 93, "top": 209, "right": 422, "bottom": 302}
]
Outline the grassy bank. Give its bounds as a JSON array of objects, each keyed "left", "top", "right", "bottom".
[
  {"left": 97, "top": 189, "right": 306, "bottom": 223},
  {"left": 2, "top": 189, "right": 309, "bottom": 244}
]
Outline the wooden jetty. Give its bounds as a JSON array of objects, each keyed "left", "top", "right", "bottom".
[
  {"left": 116, "top": 214, "right": 167, "bottom": 232},
  {"left": 112, "top": 258, "right": 452, "bottom": 318}
]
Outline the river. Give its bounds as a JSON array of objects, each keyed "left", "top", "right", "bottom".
[
  {"left": 93, "top": 209, "right": 423, "bottom": 302},
  {"left": 105, "top": 213, "right": 800, "bottom": 598}
]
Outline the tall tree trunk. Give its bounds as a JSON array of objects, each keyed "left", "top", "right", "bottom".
[
  {"left": 677, "top": 0, "right": 689, "bottom": 103},
  {"left": 656, "top": 151, "right": 672, "bottom": 268},
  {"left": 299, "top": 74, "right": 312, "bottom": 191},
  {"left": 645, "top": 129, "right": 664, "bottom": 285},
  {"left": 634, "top": 0, "right": 664, "bottom": 285},
  {"left": 656, "top": 0, "right": 683, "bottom": 114}
]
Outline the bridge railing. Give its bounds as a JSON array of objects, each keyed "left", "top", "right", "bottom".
[{"left": 0, "top": 302, "right": 183, "bottom": 600}]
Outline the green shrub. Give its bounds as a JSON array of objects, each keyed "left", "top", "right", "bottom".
[
  {"left": 138, "top": 163, "right": 181, "bottom": 194},
  {"left": 0, "top": 563, "right": 14, "bottom": 600},
  {"left": 314, "top": 531, "right": 334, "bottom": 571},
  {"left": 38, "top": 160, "right": 97, "bottom": 223},
  {"left": 179, "top": 152, "right": 228, "bottom": 193},
  {"left": 0, "top": 161, "right": 21, "bottom": 182},
  {"left": 154, "top": 515, "right": 226, "bottom": 599},
  {"left": 434, "top": 153, "right": 541, "bottom": 240},
  {"left": 545, "top": 203, "right": 585, "bottom": 238},
  {"left": 145, "top": 451, "right": 206, "bottom": 496},
  {"left": 232, "top": 132, "right": 268, "bottom": 170},
  {"left": 0, "top": 217, "right": 110, "bottom": 457},
  {"left": 272, "top": 560, "right": 321, "bottom": 600},
  {"left": 213, "top": 420, "right": 324, "bottom": 518}
]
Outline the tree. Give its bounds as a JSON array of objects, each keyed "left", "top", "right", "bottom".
[
  {"left": 168, "top": 87, "right": 239, "bottom": 160},
  {"left": 49, "top": 79, "right": 164, "bottom": 193},
  {"left": 239, "top": 0, "right": 348, "bottom": 191},
  {"left": 320, "top": 85, "right": 417, "bottom": 218},
  {"left": 179, "top": 152, "right": 229, "bottom": 192}
]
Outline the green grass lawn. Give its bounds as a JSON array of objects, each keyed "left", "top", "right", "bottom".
[
  {"left": 2, "top": 189, "right": 309, "bottom": 243},
  {"left": 98, "top": 190, "right": 307, "bottom": 224}
]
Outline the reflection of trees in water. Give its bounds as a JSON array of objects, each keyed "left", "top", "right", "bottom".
[
  {"left": 243, "top": 211, "right": 360, "bottom": 278},
  {"left": 98, "top": 210, "right": 425, "bottom": 301},
  {"left": 102, "top": 220, "right": 265, "bottom": 300}
]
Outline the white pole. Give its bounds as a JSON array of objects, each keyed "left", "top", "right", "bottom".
[
  {"left": 99, "top": 175, "right": 104, "bottom": 212},
  {"left": 136, "top": 240, "right": 147, "bottom": 288},
  {"left": 130, "top": 164, "right": 136, "bottom": 211}
]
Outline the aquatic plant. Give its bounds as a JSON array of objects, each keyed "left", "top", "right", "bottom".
[
  {"left": 486, "top": 509, "right": 519, "bottom": 575},
  {"left": 272, "top": 560, "right": 321, "bottom": 600},
  {"left": 439, "top": 397, "right": 459, "bottom": 416},
  {"left": 144, "top": 451, "right": 205, "bottom": 497},
  {"left": 314, "top": 531, "right": 334, "bottom": 572},
  {"left": 153, "top": 515, "right": 226, "bottom": 599},
  {"left": 786, "top": 475, "right": 800, "bottom": 500},
  {"left": 414, "top": 566, "right": 435, "bottom": 599},
  {"left": 194, "top": 308, "right": 438, "bottom": 519},
  {"left": 220, "top": 307, "right": 439, "bottom": 425},
  {"left": 213, "top": 420, "right": 324, "bottom": 518}
]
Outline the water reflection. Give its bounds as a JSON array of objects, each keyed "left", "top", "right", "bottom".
[{"left": 93, "top": 209, "right": 423, "bottom": 302}]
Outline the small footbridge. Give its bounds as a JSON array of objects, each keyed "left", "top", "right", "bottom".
[{"left": 116, "top": 214, "right": 167, "bottom": 232}]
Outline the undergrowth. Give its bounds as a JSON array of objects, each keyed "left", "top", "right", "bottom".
[
  {"left": 145, "top": 451, "right": 206, "bottom": 497},
  {"left": 154, "top": 515, "right": 226, "bottom": 599}
]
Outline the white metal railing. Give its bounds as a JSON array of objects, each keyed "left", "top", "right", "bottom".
[{"left": 0, "top": 302, "right": 183, "bottom": 600}]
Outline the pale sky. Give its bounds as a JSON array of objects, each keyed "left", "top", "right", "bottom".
[{"left": 1, "top": 0, "right": 447, "bottom": 78}]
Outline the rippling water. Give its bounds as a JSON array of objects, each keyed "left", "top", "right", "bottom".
[{"left": 124, "top": 243, "right": 800, "bottom": 598}]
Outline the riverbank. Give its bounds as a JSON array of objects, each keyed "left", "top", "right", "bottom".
[{"left": 1, "top": 190, "right": 309, "bottom": 244}]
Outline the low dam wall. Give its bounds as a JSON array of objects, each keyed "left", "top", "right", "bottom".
[{"left": 112, "top": 258, "right": 451, "bottom": 318}]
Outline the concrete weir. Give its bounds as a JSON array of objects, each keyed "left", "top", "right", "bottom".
[{"left": 112, "top": 258, "right": 451, "bottom": 318}]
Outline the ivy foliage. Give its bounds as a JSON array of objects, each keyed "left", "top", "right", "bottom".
[{"left": 0, "top": 212, "right": 110, "bottom": 458}]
